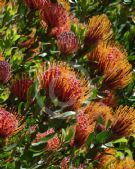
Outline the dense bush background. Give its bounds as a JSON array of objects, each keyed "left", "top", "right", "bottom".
[{"left": 0, "top": 0, "right": 135, "bottom": 168}]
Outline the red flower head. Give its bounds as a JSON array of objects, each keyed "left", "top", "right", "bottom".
[
  {"left": 40, "top": 3, "right": 70, "bottom": 37},
  {"left": 0, "top": 61, "right": 11, "bottom": 84},
  {"left": 37, "top": 62, "right": 90, "bottom": 111},
  {"left": 57, "top": 31, "right": 79, "bottom": 55},
  {"left": 60, "top": 156, "right": 71, "bottom": 169},
  {"left": 0, "top": 108, "right": 25, "bottom": 138},
  {"left": 11, "top": 76, "right": 33, "bottom": 101},
  {"left": 74, "top": 111, "right": 95, "bottom": 146},
  {"left": 34, "top": 128, "right": 60, "bottom": 151},
  {"left": 24, "top": 0, "right": 51, "bottom": 10}
]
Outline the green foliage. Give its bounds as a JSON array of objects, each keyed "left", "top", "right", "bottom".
[{"left": 0, "top": 0, "right": 135, "bottom": 168}]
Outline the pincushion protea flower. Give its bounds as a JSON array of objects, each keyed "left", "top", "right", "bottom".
[
  {"left": 88, "top": 43, "right": 132, "bottom": 89},
  {"left": 96, "top": 148, "right": 135, "bottom": 169},
  {"left": 95, "top": 148, "right": 118, "bottom": 169},
  {"left": 74, "top": 111, "right": 95, "bottom": 146},
  {"left": 84, "top": 14, "right": 112, "bottom": 48},
  {"left": 84, "top": 102, "right": 113, "bottom": 124},
  {"left": 10, "top": 76, "right": 33, "bottom": 101},
  {"left": 0, "top": 108, "right": 25, "bottom": 138},
  {"left": 73, "top": 102, "right": 113, "bottom": 146},
  {"left": 0, "top": 60, "right": 11, "bottom": 84},
  {"left": 116, "top": 157, "right": 135, "bottom": 169},
  {"left": 24, "top": 0, "right": 51, "bottom": 10},
  {"left": 37, "top": 61, "right": 90, "bottom": 111},
  {"left": 57, "top": 31, "right": 79, "bottom": 55},
  {"left": 111, "top": 106, "right": 135, "bottom": 140},
  {"left": 60, "top": 156, "right": 70, "bottom": 169},
  {"left": 34, "top": 128, "right": 60, "bottom": 151},
  {"left": 40, "top": 3, "right": 70, "bottom": 37}
]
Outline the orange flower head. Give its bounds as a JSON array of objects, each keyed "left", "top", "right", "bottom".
[
  {"left": 96, "top": 148, "right": 135, "bottom": 169},
  {"left": 24, "top": 0, "right": 51, "bottom": 10},
  {"left": 11, "top": 76, "right": 33, "bottom": 101},
  {"left": 88, "top": 43, "right": 132, "bottom": 89},
  {"left": 0, "top": 108, "right": 25, "bottom": 138},
  {"left": 116, "top": 157, "right": 135, "bottom": 169},
  {"left": 111, "top": 106, "right": 135, "bottom": 140},
  {"left": 96, "top": 148, "right": 117, "bottom": 169},
  {"left": 34, "top": 128, "right": 60, "bottom": 151},
  {"left": 85, "top": 14, "right": 112, "bottom": 47},
  {"left": 57, "top": 31, "right": 79, "bottom": 55},
  {"left": 40, "top": 3, "right": 70, "bottom": 37},
  {"left": 74, "top": 102, "right": 112, "bottom": 146},
  {"left": 88, "top": 42, "right": 127, "bottom": 63},
  {"left": 84, "top": 102, "right": 113, "bottom": 125},
  {"left": 0, "top": 61, "right": 11, "bottom": 84},
  {"left": 38, "top": 62, "right": 90, "bottom": 111}
]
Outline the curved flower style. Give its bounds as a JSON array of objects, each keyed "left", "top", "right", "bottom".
[
  {"left": 40, "top": 3, "right": 70, "bottom": 37},
  {"left": 34, "top": 128, "right": 60, "bottom": 151},
  {"left": 37, "top": 62, "right": 90, "bottom": 111},
  {"left": 24, "top": 0, "right": 51, "bottom": 10},
  {"left": 96, "top": 148, "right": 135, "bottom": 169},
  {"left": 57, "top": 31, "right": 79, "bottom": 55},
  {"left": 88, "top": 43, "right": 132, "bottom": 89},
  {"left": 84, "top": 14, "right": 112, "bottom": 47},
  {"left": 74, "top": 102, "right": 113, "bottom": 146},
  {"left": 11, "top": 76, "right": 33, "bottom": 101},
  {"left": 111, "top": 106, "right": 135, "bottom": 140},
  {"left": 0, "top": 108, "right": 24, "bottom": 138},
  {"left": 0, "top": 61, "right": 11, "bottom": 84}
]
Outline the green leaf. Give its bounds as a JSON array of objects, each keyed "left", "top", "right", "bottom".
[
  {"left": 86, "top": 132, "right": 95, "bottom": 147},
  {"left": 96, "top": 131, "right": 110, "bottom": 144},
  {"left": 112, "top": 138, "right": 128, "bottom": 144}
]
